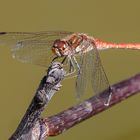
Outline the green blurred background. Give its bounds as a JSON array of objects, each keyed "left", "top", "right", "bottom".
[{"left": 0, "top": 0, "right": 140, "bottom": 140}]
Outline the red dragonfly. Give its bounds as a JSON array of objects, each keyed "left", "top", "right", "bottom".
[{"left": 1, "top": 31, "right": 139, "bottom": 106}]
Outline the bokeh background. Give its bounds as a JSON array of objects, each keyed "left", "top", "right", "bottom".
[{"left": 0, "top": 0, "right": 140, "bottom": 140}]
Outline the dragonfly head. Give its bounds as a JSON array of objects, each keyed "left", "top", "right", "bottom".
[{"left": 52, "top": 39, "right": 69, "bottom": 56}]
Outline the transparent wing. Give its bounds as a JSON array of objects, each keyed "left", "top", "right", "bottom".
[
  {"left": 0, "top": 31, "right": 73, "bottom": 67},
  {"left": 0, "top": 31, "right": 73, "bottom": 45},
  {"left": 91, "top": 44, "right": 111, "bottom": 102},
  {"left": 75, "top": 40, "right": 94, "bottom": 98},
  {"left": 76, "top": 41, "right": 111, "bottom": 100},
  {"left": 0, "top": 32, "right": 37, "bottom": 46},
  {"left": 75, "top": 52, "right": 91, "bottom": 98},
  {"left": 12, "top": 40, "right": 56, "bottom": 67}
]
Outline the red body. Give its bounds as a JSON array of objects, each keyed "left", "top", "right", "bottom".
[
  {"left": 52, "top": 33, "right": 140, "bottom": 57},
  {"left": 95, "top": 39, "right": 140, "bottom": 50}
]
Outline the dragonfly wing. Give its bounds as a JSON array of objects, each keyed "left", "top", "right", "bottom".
[
  {"left": 12, "top": 40, "right": 55, "bottom": 67},
  {"left": 75, "top": 40, "right": 93, "bottom": 98},
  {"left": 0, "top": 32, "right": 39, "bottom": 47},
  {"left": 0, "top": 31, "right": 73, "bottom": 45},
  {"left": 76, "top": 41, "right": 111, "bottom": 101},
  {"left": 91, "top": 43, "right": 111, "bottom": 102},
  {"left": 75, "top": 52, "right": 92, "bottom": 99},
  {"left": 0, "top": 31, "right": 73, "bottom": 67}
]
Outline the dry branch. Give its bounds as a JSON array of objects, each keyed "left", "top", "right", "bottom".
[
  {"left": 9, "top": 62, "right": 65, "bottom": 140},
  {"left": 9, "top": 64, "right": 140, "bottom": 140},
  {"left": 42, "top": 73, "right": 140, "bottom": 137}
]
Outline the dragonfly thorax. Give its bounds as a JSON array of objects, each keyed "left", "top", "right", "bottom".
[{"left": 52, "top": 33, "right": 89, "bottom": 57}]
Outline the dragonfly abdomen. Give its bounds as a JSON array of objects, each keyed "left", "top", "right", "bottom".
[{"left": 95, "top": 39, "right": 140, "bottom": 50}]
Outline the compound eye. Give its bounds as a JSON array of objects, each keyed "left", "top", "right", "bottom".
[
  {"left": 53, "top": 39, "right": 66, "bottom": 48},
  {"left": 53, "top": 39, "right": 60, "bottom": 48}
]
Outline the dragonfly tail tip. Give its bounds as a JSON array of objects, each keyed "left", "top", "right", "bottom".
[{"left": 0, "top": 32, "right": 6, "bottom": 35}]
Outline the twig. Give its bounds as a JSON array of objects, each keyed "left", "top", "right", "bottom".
[
  {"left": 42, "top": 73, "right": 140, "bottom": 137},
  {"left": 9, "top": 62, "right": 65, "bottom": 140},
  {"left": 9, "top": 65, "right": 140, "bottom": 139}
]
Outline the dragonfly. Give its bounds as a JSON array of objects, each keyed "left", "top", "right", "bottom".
[{"left": 2, "top": 31, "right": 139, "bottom": 106}]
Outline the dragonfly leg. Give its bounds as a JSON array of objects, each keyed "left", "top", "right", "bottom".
[
  {"left": 51, "top": 56, "right": 59, "bottom": 62},
  {"left": 61, "top": 56, "right": 67, "bottom": 64},
  {"left": 61, "top": 56, "right": 74, "bottom": 73},
  {"left": 65, "top": 56, "right": 76, "bottom": 77},
  {"left": 73, "top": 56, "right": 81, "bottom": 75},
  {"left": 69, "top": 57, "right": 75, "bottom": 72},
  {"left": 61, "top": 56, "right": 69, "bottom": 66}
]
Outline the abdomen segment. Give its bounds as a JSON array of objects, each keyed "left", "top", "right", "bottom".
[{"left": 95, "top": 39, "right": 140, "bottom": 50}]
